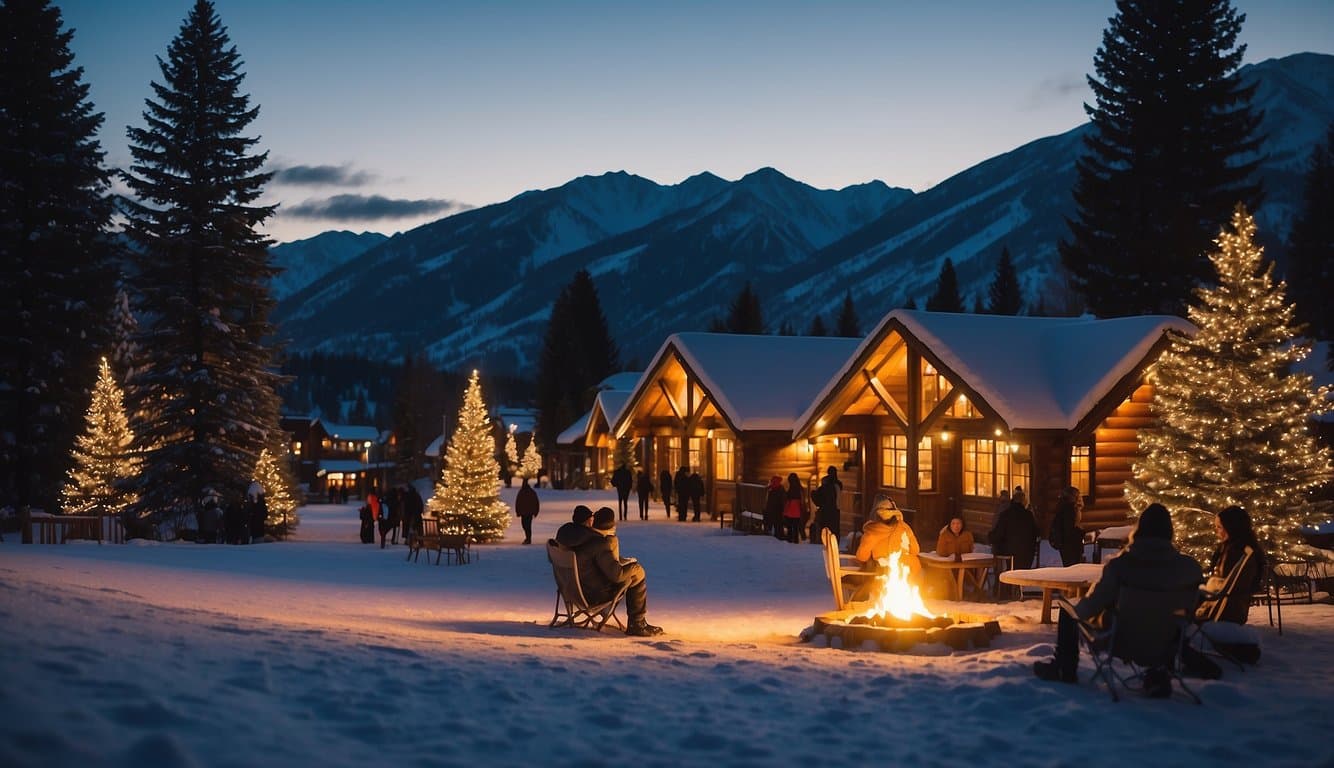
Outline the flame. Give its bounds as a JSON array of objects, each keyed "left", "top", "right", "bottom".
[{"left": 861, "top": 532, "right": 935, "bottom": 621}]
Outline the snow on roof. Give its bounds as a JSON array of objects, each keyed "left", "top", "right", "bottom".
[
  {"left": 425, "top": 434, "right": 444, "bottom": 457},
  {"left": 598, "top": 371, "right": 643, "bottom": 391},
  {"left": 493, "top": 406, "right": 538, "bottom": 434},
  {"left": 635, "top": 333, "right": 862, "bottom": 432},
  {"left": 322, "top": 423, "right": 380, "bottom": 442},
  {"left": 594, "top": 390, "right": 632, "bottom": 432},
  {"left": 799, "top": 310, "right": 1194, "bottom": 433},
  {"left": 556, "top": 410, "right": 591, "bottom": 446},
  {"left": 317, "top": 459, "right": 376, "bottom": 474}
]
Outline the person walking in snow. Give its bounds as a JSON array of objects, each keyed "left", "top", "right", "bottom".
[
  {"left": 762, "top": 475, "right": 785, "bottom": 538},
  {"left": 514, "top": 476, "right": 539, "bottom": 545},
  {"left": 688, "top": 470, "right": 705, "bottom": 522},
  {"left": 782, "top": 473, "right": 806, "bottom": 543},
  {"left": 635, "top": 470, "right": 653, "bottom": 521},
  {"left": 245, "top": 481, "right": 267, "bottom": 543},
  {"left": 611, "top": 463, "right": 633, "bottom": 522},
  {"left": 674, "top": 466, "right": 691, "bottom": 522},
  {"left": 659, "top": 468, "right": 673, "bottom": 519},
  {"left": 812, "top": 466, "right": 842, "bottom": 543}
]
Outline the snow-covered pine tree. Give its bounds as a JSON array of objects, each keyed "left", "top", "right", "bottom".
[
  {"left": 0, "top": 0, "right": 118, "bottom": 513},
  {"left": 504, "top": 428, "right": 519, "bottom": 480},
  {"left": 253, "top": 447, "right": 299, "bottom": 536},
  {"left": 108, "top": 287, "right": 141, "bottom": 384},
  {"left": 120, "top": 0, "right": 283, "bottom": 529},
  {"left": 1126, "top": 206, "right": 1333, "bottom": 561},
  {"left": 62, "top": 358, "right": 138, "bottom": 516},
  {"left": 835, "top": 290, "right": 861, "bottom": 337},
  {"left": 427, "top": 370, "right": 509, "bottom": 541},
  {"left": 521, "top": 434, "right": 544, "bottom": 481}
]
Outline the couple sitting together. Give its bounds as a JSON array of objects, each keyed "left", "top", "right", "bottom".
[{"left": 555, "top": 505, "right": 664, "bottom": 637}]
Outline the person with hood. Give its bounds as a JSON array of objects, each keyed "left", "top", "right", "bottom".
[
  {"left": 199, "top": 489, "right": 222, "bottom": 544},
  {"left": 611, "top": 463, "right": 633, "bottom": 521},
  {"left": 659, "top": 468, "right": 673, "bottom": 519},
  {"left": 402, "top": 484, "right": 424, "bottom": 546},
  {"left": 379, "top": 486, "right": 401, "bottom": 548},
  {"left": 573, "top": 507, "right": 664, "bottom": 637},
  {"left": 812, "top": 466, "right": 843, "bottom": 543},
  {"left": 674, "top": 466, "right": 691, "bottom": 522},
  {"left": 635, "top": 470, "right": 653, "bottom": 521},
  {"left": 1049, "top": 486, "right": 1086, "bottom": 566},
  {"left": 245, "top": 482, "right": 267, "bottom": 544},
  {"left": 856, "top": 495, "right": 921, "bottom": 583},
  {"left": 781, "top": 473, "right": 806, "bottom": 543},
  {"left": 514, "top": 476, "right": 539, "bottom": 545},
  {"left": 989, "top": 486, "right": 1039, "bottom": 571},
  {"left": 762, "top": 475, "right": 785, "bottom": 538},
  {"left": 1033, "top": 503, "right": 1202, "bottom": 696},
  {"left": 936, "top": 515, "right": 974, "bottom": 557}
]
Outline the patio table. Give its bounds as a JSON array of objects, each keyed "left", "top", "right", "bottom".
[
  {"left": 919, "top": 552, "right": 996, "bottom": 601},
  {"left": 1000, "top": 563, "right": 1103, "bottom": 624}
]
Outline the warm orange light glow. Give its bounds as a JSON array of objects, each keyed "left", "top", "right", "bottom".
[{"left": 862, "top": 532, "right": 934, "bottom": 621}]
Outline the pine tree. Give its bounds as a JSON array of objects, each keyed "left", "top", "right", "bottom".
[
  {"left": 120, "top": 0, "right": 283, "bottom": 527},
  {"left": 62, "top": 358, "right": 138, "bottom": 516},
  {"left": 428, "top": 370, "right": 510, "bottom": 541},
  {"left": 1126, "top": 206, "right": 1332, "bottom": 561},
  {"left": 519, "top": 435, "right": 542, "bottom": 481},
  {"left": 534, "top": 270, "right": 620, "bottom": 457},
  {"left": 777, "top": 320, "right": 796, "bottom": 336},
  {"left": 987, "top": 246, "right": 1024, "bottom": 315},
  {"left": 1287, "top": 123, "right": 1334, "bottom": 355},
  {"left": 108, "top": 287, "right": 142, "bottom": 384},
  {"left": 807, "top": 314, "right": 828, "bottom": 337},
  {"left": 835, "top": 290, "right": 861, "bottom": 337},
  {"left": 725, "top": 281, "right": 765, "bottom": 334},
  {"left": 612, "top": 436, "right": 638, "bottom": 473},
  {"left": 0, "top": 0, "right": 118, "bottom": 512},
  {"left": 504, "top": 428, "right": 519, "bottom": 480},
  {"left": 1061, "top": 0, "right": 1263, "bottom": 317},
  {"left": 253, "top": 447, "right": 299, "bottom": 536},
  {"left": 925, "top": 258, "right": 964, "bottom": 312}
]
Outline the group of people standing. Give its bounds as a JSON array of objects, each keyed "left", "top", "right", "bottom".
[
  {"left": 610, "top": 464, "right": 707, "bottom": 523},
  {"left": 760, "top": 466, "right": 844, "bottom": 544},
  {"left": 358, "top": 484, "right": 425, "bottom": 547},
  {"left": 196, "top": 483, "right": 268, "bottom": 544}
]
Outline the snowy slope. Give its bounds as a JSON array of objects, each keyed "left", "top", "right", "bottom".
[{"left": 268, "top": 230, "right": 388, "bottom": 302}]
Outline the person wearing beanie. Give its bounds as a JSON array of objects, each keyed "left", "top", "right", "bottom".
[
  {"left": 855, "top": 494, "right": 922, "bottom": 584},
  {"left": 1033, "top": 503, "right": 1202, "bottom": 694},
  {"left": 988, "top": 486, "right": 1039, "bottom": 571},
  {"left": 573, "top": 505, "right": 663, "bottom": 636},
  {"left": 555, "top": 505, "right": 598, "bottom": 549}
]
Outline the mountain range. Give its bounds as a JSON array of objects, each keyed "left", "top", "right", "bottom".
[{"left": 271, "top": 53, "right": 1334, "bottom": 377}]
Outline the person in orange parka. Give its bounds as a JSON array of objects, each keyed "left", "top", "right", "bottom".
[
  {"left": 856, "top": 495, "right": 922, "bottom": 583},
  {"left": 936, "top": 515, "right": 975, "bottom": 557}
]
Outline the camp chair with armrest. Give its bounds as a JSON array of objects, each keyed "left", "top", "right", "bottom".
[
  {"left": 546, "top": 540, "right": 629, "bottom": 632},
  {"left": 822, "top": 528, "right": 875, "bottom": 610},
  {"left": 1055, "top": 585, "right": 1202, "bottom": 704},
  {"left": 1191, "top": 545, "right": 1254, "bottom": 670}
]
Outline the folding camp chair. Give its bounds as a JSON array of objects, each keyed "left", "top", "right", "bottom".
[
  {"left": 1191, "top": 545, "right": 1255, "bottom": 670},
  {"left": 822, "top": 528, "right": 875, "bottom": 610},
  {"left": 546, "top": 540, "right": 629, "bottom": 632},
  {"left": 1055, "top": 585, "right": 1201, "bottom": 704}
]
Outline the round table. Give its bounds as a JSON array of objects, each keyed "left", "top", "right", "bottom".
[
  {"left": 1000, "top": 563, "right": 1104, "bottom": 623},
  {"left": 919, "top": 552, "right": 996, "bottom": 601}
]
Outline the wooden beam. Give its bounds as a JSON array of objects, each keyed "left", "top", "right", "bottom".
[
  {"left": 919, "top": 384, "right": 957, "bottom": 433},
  {"left": 863, "top": 372, "right": 909, "bottom": 433},
  {"left": 866, "top": 337, "right": 906, "bottom": 378},
  {"left": 657, "top": 378, "right": 684, "bottom": 422}
]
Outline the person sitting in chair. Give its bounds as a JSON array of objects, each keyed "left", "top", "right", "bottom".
[
  {"left": 1196, "top": 505, "right": 1264, "bottom": 624},
  {"left": 574, "top": 507, "right": 664, "bottom": 637},
  {"left": 1033, "top": 503, "right": 1202, "bottom": 696},
  {"left": 555, "top": 505, "right": 596, "bottom": 549},
  {"left": 856, "top": 495, "right": 922, "bottom": 583},
  {"left": 936, "top": 515, "right": 974, "bottom": 558}
]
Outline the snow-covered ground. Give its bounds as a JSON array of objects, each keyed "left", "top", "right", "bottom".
[{"left": 2, "top": 488, "right": 1331, "bottom": 768}]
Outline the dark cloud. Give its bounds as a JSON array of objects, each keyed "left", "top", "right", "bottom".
[
  {"left": 283, "top": 194, "right": 469, "bottom": 221},
  {"left": 271, "top": 164, "right": 376, "bottom": 186}
]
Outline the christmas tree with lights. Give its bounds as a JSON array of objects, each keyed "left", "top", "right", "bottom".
[
  {"left": 503, "top": 427, "right": 519, "bottom": 483},
  {"left": 1127, "top": 205, "right": 1332, "bottom": 560},
  {"left": 62, "top": 358, "right": 138, "bottom": 516},
  {"left": 253, "top": 447, "right": 299, "bottom": 536},
  {"left": 427, "top": 370, "right": 509, "bottom": 541},
  {"left": 520, "top": 435, "right": 542, "bottom": 481}
]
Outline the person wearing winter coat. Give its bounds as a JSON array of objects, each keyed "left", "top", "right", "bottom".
[
  {"left": 674, "top": 467, "right": 691, "bottom": 522},
  {"left": 762, "top": 475, "right": 785, "bottom": 538},
  {"left": 556, "top": 505, "right": 596, "bottom": 548},
  {"left": 935, "top": 515, "right": 975, "bottom": 557},
  {"left": 1049, "top": 486, "right": 1086, "bottom": 567},
  {"left": 989, "top": 487, "right": 1039, "bottom": 571},
  {"left": 611, "top": 463, "right": 633, "bottom": 521},
  {"left": 245, "top": 482, "right": 267, "bottom": 544},
  {"left": 358, "top": 502, "right": 375, "bottom": 544},
  {"left": 198, "top": 492, "right": 221, "bottom": 544},
  {"left": 1034, "top": 503, "right": 1203, "bottom": 695},
  {"left": 659, "top": 469, "right": 673, "bottom": 519},
  {"left": 515, "top": 477, "right": 540, "bottom": 545},
  {"left": 812, "top": 467, "right": 843, "bottom": 543},
  {"left": 378, "top": 487, "right": 401, "bottom": 548},
  {"left": 688, "top": 471, "right": 705, "bottom": 522},
  {"left": 1196, "top": 505, "right": 1265, "bottom": 625},
  {"left": 635, "top": 470, "right": 653, "bottom": 521},
  {"left": 402, "top": 484, "right": 424, "bottom": 545},
  {"left": 856, "top": 495, "right": 921, "bottom": 583},
  {"left": 781, "top": 473, "right": 806, "bottom": 543},
  {"left": 572, "top": 507, "right": 664, "bottom": 637}
]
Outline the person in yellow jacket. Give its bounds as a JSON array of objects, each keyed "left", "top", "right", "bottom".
[
  {"left": 935, "top": 515, "right": 975, "bottom": 557},
  {"left": 856, "top": 495, "right": 922, "bottom": 584}
]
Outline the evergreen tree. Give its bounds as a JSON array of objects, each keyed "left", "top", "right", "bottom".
[
  {"left": 835, "top": 290, "right": 861, "bottom": 337},
  {"left": 253, "top": 447, "right": 299, "bottom": 536},
  {"left": 519, "top": 435, "right": 542, "bottom": 481},
  {"left": 1287, "top": 123, "right": 1334, "bottom": 356},
  {"left": 901, "top": 297, "right": 918, "bottom": 310},
  {"left": 120, "top": 0, "right": 283, "bottom": 528},
  {"left": 777, "top": 320, "right": 796, "bottom": 336},
  {"left": 1061, "top": 0, "right": 1263, "bottom": 317},
  {"left": 925, "top": 258, "right": 964, "bottom": 312},
  {"left": 725, "top": 281, "right": 765, "bottom": 334},
  {"left": 108, "top": 287, "right": 142, "bottom": 384},
  {"left": 707, "top": 316, "right": 728, "bottom": 333},
  {"left": 987, "top": 246, "right": 1024, "bottom": 315},
  {"left": 389, "top": 352, "right": 446, "bottom": 483},
  {"left": 0, "top": 0, "right": 118, "bottom": 512},
  {"left": 807, "top": 314, "right": 828, "bottom": 337},
  {"left": 428, "top": 370, "right": 510, "bottom": 541},
  {"left": 612, "top": 436, "right": 638, "bottom": 473},
  {"left": 1126, "top": 207, "right": 1331, "bottom": 561},
  {"left": 61, "top": 358, "right": 138, "bottom": 516},
  {"left": 534, "top": 270, "right": 620, "bottom": 456},
  {"left": 503, "top": 428, "right": 519, "bottom": 480}
]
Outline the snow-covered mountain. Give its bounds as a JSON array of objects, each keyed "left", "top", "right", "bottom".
[
  {"left": 269, "top": 230, "right": 388, "bottom": 302},
  {"left": 273, "top": 53, "right": 1334, "bottom": 376}
]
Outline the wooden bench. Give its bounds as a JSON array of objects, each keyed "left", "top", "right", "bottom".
[{"left": 29, "top": 515, "right": 124, "bottom": 545}]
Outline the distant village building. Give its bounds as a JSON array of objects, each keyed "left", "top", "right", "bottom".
[
  {"left": 280, "top": 415, "right": 395, "bottom": 500},
  {"left": 551, "top": 372, "right": 641, "bottom": 489}
]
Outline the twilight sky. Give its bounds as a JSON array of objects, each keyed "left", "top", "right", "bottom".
[{"left": 59, "top": 0, "right": 1334, "bottom": 244}]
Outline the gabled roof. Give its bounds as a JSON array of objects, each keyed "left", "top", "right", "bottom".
[
  {"left": 797, "top": 310, "right": 1194, "bottom": 434},
  {"left": 585, "top": 389, "right": 632, "bottom": 444},
  {"left": 618, "top": 333, "right": 862, "bottom": 434},
  {"left": 323, "top": 423, "right": 381, "bottom": 442},
  {"left": 556, "top": 411, "right": 591, "bottom": 446},
  {"left": 493, "top": 406, "right": 538, "bottom": 434},
  {"left": 598, "top": 372, "right": 643, "bottom": 392}
]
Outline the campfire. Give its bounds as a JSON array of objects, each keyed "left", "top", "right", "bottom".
[{"left": 808, "top": 534, "right": 1000, "bottom": 651}]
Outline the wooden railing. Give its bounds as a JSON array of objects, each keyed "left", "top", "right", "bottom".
[{"left": 29, "top": 514, "right": 125, "bottom": 545}]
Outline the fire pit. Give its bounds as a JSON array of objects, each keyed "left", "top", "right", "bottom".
[{"left": 806, "top": 535, "right": 1000, "bottom": 652}]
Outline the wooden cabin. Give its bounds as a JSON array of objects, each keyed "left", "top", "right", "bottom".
[{"left": 792, "top": 310, "right": 1193, "bottom": 540}]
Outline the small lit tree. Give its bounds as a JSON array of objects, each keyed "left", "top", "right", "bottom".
[
  {"left": 1127, "top": 205, "right": 1332, "bottom": 560},
  {"left": 253, "top": 447, "right": 299, "bottom": 536},
  {"left": 427, "top": 370, "right": 509, "bottom": 541},
  {"left": 503, "top": 426, "right": 519, "bottom": 483},
  {"left": 62, "top": 357, "right": 138, "bottom": 516},
  {"left": 520, "top": 434, "right": 543, "bottom": 481},
  {"left": 612, "top": 435, "right": 638, "bottom": 472}
]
